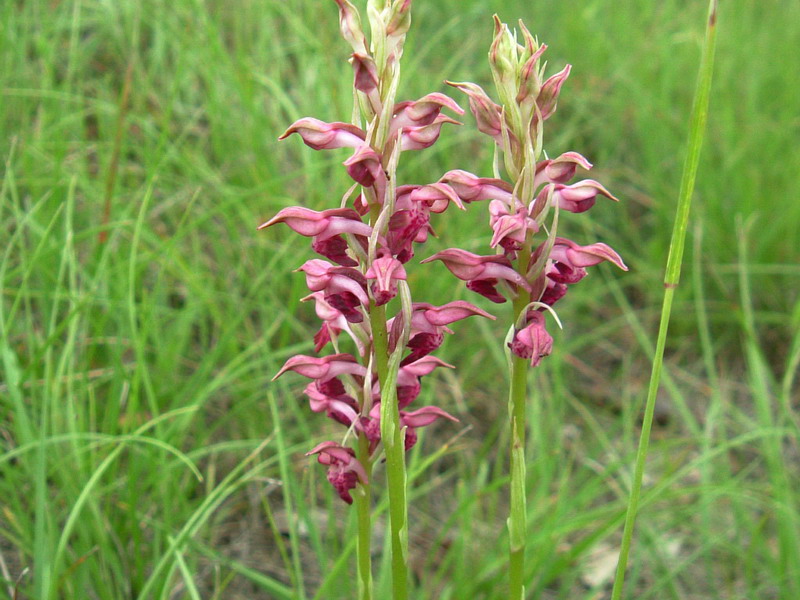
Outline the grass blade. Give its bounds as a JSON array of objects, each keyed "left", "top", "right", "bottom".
[{"left": 610, "top": 1, "right": 720, "bottom": 598}]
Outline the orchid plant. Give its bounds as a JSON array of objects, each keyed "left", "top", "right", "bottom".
[
  {"left": 423, "top": 17, "right": 628, "bottom": 599},
  {"left": 261, "top": 1, "right": 492, "bottom": 598}
]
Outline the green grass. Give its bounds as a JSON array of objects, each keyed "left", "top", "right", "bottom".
[{"left": 1, "top": 0, "right": 798, "bottom": 598}]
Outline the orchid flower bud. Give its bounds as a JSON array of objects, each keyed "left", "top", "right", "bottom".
[
  {"left": 447, "top": 81, "right": 504, "bottom": 144},
  {"left": 386, "top": 0, "right": 413, "bottom": 40},
  {"left": 489, "top": 16, "right": 518, "bottom": 100},
  {"left": 332, "top": 0, "right": 369, "bottom": 56},
  {"left": 517, "top": 19, "right": 537, "bottom": 58},
  {"left": 279, "top": 117, "right": 366, "bottom": 151},
  {"left": 516, "top": 43, "right": 547, "bottom": 108},
  {"left": 536, "top": 64, "right": 572, "bottom": 122}
]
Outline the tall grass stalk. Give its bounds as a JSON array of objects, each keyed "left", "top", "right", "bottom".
[{"left": 610, "top": 1, "right": 719, "bottom": 597}]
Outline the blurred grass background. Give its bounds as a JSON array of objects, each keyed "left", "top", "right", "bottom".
[{"left": 1, "top": 0, "right": 799, "bottom": 598}]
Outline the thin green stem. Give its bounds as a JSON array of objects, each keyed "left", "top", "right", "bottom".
[
  {"left": 355, "top": 435, "right": 373, "bottom": 600},
  {"left": 508, "top": 250, "right": 532, "bottom": 600},
  {"left": 507, "top": 353, "right": 528, "bottom": 600},
  {"left": 370, "top": 304, "right": 409, "bottom": 600},
  {"left": 610, "top": 2, "right": 718, "bottom": 598}
]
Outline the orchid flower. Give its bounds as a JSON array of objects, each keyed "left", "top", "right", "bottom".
[
  {"left": 434, "top": 17, "right": 629, "bottom": 599},
  {"left": 262, "top": 4, "right": 494, "bottom": 596}
]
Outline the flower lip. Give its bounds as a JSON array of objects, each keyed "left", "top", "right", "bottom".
[
  {"left": 306, "top": 440, "right": 368, "bottom": 504},
  {"left": 509, "top": 311, "right": 554, "bottom": 367}
]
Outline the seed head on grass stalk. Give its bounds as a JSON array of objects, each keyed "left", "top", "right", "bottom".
[{"left": 260, "top": 1, "right": 493, "bottom": 597}]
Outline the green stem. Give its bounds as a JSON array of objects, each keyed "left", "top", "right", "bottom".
[
  {"left": 355, "top": 434, "right": 373, "bottom": 600},
  {"left": 508, "top": 250, "right": 532, "bottom": 600},
  {"left": 370, "top": 303, "right": 409, "bottom": 600},
  {"left": 507, "top": 352, "right": 528, "bottom": 600},
  {"left": 610, "top": 2, "right": 718, "bottom": 598}
]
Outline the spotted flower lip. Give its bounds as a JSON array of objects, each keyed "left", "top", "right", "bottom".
[
  {"left": 279, "top": 117, "right": 366, "bottom": 150},
  {"left": 273, "top": 353, "right": 367, "bottom": 382}
]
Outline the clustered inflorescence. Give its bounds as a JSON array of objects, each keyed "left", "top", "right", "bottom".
[
  {"left": 425, "top": 17, "right": 628, "bottom": 363},
  {"left": 262, "top": 0, "right": 492, "bottom": 504}
]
